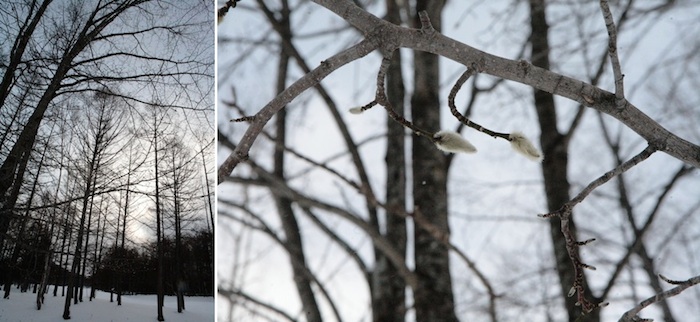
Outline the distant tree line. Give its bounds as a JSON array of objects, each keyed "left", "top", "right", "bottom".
[
  {"left": 93, "top": 230, "right": 214, "bottom": 296},
  {"left": 0, "top": 228, "right": 213, "bottom": 297}
]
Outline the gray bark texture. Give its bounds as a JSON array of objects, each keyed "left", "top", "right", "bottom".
[
  {"left": 372, "top": 2, "right": 408, "bottom": 319},
  {"left": 271, "top": 2, "right": 322, "bottom": 321},
  {"left": 409, "top": 1, "right": 458, "bottom": 321},
  {"left": 528, "top": 1, "right": 600, "bottom": 321}
]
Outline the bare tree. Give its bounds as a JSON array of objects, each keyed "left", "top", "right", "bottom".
[
  {"left": 62, "top": 90, "right": 127, "bottom": 319},
  {"left": 0, "top": 0, "right": 213, "bottom": 251}
]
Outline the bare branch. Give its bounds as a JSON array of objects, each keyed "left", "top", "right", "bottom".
[
  {"left": 219, "top": 288, "right": 297, "bottom": 322},
  {"left": 218, "top": 202, "right": 344, "bottom": 322},
  {"left": 541, "top": 145, "right": 657, "bottom": 219},
  {"left": 619, "top": 274, "right": 700, "bottom": 322},
  {"left": 218, "top": 1, "right": 700, "bottom": 182},
  {"left": 373, "top": 55, "right": 433, "bottom": 139},
  {"left": 539, "top": 145, "right": 657, "bottom": 313},
  {"left": 599, "top": 0, "right": 626, "bottom": 106},
  {"left": 313, "top": 0, "right": 700, "bottom": 166},
  {"left": 217, "top": 38, "right": 378, "bottom": 182},
  {"left": 221, "top": 161, "right": 420, "bottom": 290},
  {"left": 448, "top": 67, "right": 510, "bottom": 140}
]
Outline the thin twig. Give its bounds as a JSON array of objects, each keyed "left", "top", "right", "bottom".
[
  {"left": 539, "top": 145, "right": 657, "bottom": 313},
  {"left": 619, "top": 274, "right": 700, "bottom": 322},
  {"left": 217, "top": 38, "right": 378, "bottom": 183},
  {"left": 219, "top": 288, "right": 297, "bottom": 322},
  {"left": 220, "top": 200, "right": 344, "bottom": 322},
  {"left": 542, "top": 145, "right": 656, "bottom": 218},
  {"left": 599, "top": 0, "right": 626, "bottom": 107},
  {"left": 448, "top": 67, "right": 510, "bottom": 140},
  {"left": 374, "top": 55, "right": 434, "bottom": 139},
  {"left": 230, "top": 158, "right": 420, "bottom": 290}
]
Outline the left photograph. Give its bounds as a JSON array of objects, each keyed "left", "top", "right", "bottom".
[{"left": 0, "top": 1, "right": 215, "bottom": 321}]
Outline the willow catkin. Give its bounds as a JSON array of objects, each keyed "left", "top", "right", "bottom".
[
  {"left": 509, "top": 131, "right": 542, "bottom": 162},
  {"left": 433, "top": 131, "right": 477, "bottom": 154}
]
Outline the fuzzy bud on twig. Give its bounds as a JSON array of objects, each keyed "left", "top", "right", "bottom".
[
  {"left": 509, "top": 131, "right": 543, "bottom": 162},
  {"left": 433, "top": 131, "right": 477, "bottom": 154},
  {"left": 348, "top": 107, "right": 365, "bottom": 114}
]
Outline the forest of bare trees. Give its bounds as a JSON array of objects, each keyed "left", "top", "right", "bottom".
[
  {"left": 0, "top": 0, "right": 214, "bottom": 321},
  {"left": 217, "top": 1, "right": 700, "bottom": 321}
]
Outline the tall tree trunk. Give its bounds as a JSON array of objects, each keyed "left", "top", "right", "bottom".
[
  {"left": 0, "top": 142, "right": 32, "bottom": 257},
  {"left": 200, "top": 147, "right": 215, "bottom": 296},
  {"left": 63, "top": 151, "right": 100, "bottom": 319},
  {"left": 37, "top": 206, "right": 57, "bottom": 310},
  {"left": 201, "top": 150, "right": 215, "bottom": 236},
  {"left": 172, "top": 150, "right": 185, "bottom": 313},
  {"left": 2, "top": 125, "right": 53, "bottom": 299},
  {"left": 59, "top": 191, "right": 77, "bottom": 298},
  {"left": 0, "top": 0, "right": 53, "bottom": 108},
  {"left": 37, "top": 249, "right": 53, "bottom": 310},
  {"left": 52, "top": 120, "right": 69, "bottom": 298},
  {"left": 0, "top": 24, "right": 80, "bottom": 248},
  {"left": 117, "top": 147, "right": 133, "bottom": 306},
  {"left": 78, "top": 186, "right": 94, "bottom": 303},
  {"left": 270, "top": 2, "right": 322, "bottom": 320},
  {"left": 90, "top": 199, "right": 106, "bottom": 301},
  {"left": 410, "top": 1, "right": 457, "bottom": 321},
  {"left": 372, "top": 1, "right": 407, "bottom": 320},
  {"left": 528, "top": 1, "right": 599, "bottom": 321},
  {"left": 154, "top": 118, "right": 165, "bottom": 322},
  {"left": 38, "top": 133, "right": 61, "bottom": 308}
]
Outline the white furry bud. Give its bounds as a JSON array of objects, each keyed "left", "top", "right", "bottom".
[
  {"left": 509, "top": 131, "right": 542, "bottom": 162},
  {"left": 433, "top": 131, "right": 477, "bottom": 154},
  {"left": 348, "top": 107, "right": 364, "bottom": 114}
]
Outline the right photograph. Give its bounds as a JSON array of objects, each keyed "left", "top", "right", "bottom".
[{"left": 216, "top": 1, "right": 700, "bottom": 322}]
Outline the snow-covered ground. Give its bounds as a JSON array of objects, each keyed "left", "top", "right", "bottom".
[{"left": 0, "top": 287, "right": 213, "bottom": 321}]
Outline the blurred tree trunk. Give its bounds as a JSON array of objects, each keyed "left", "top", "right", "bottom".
[
  {"left": 528, "top": 1, "right": 599, "bottom": 321},
  {"left": 372, "top": 1, "right": 408, "bottom": 320},
  {"left": 410, "top": 1, "right": 458, "bottom": 321},
  {"left": 271, "top": 2, "right": 322, "bottom": 321}
]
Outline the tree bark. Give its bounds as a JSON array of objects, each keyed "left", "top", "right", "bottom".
[
  {"left": 528, "top": 1, "right": 599, "bottom": 321},
  {"left": 409, "top": 1, "right": 458, "bottom": 321},
  {"left": 270, "top": 2, "right": 322, "bottom": 320},
  {"left": 372, "top": 2, "right": 408, "bottom": 321}
]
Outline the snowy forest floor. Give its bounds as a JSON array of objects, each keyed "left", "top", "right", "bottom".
[{"left": 0, "top": 287, "right": 214, "bottom": 321}]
